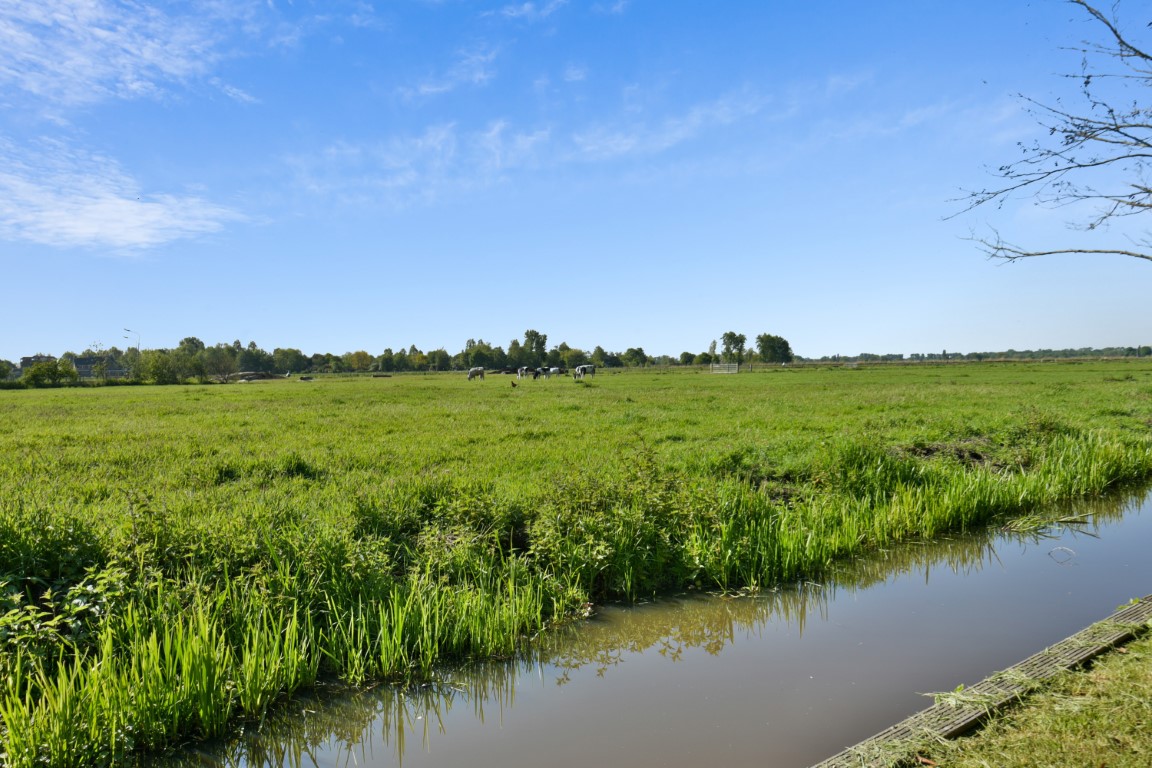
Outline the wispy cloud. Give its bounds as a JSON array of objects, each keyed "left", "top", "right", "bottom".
[
  {"left": 287, "top": 120, "right": 557, "bottom": 206},
  {"left": 572, "top": 90, "right": 766, "bottom": 160},
  {"left": 0, "top": 139, "right": 243, "bottom": 251},
  {"left": 563, "top": 64, "right": 587, "bottom": 82},
  {"left": 404, "top": 46, "right": 501, "bottom": 97},
  {"left": 477, "top": 121, "right": 551, "bottom": 173},
  {"left": 210, "top": 77, "right": 260, "bottom": 104},
  {"left": 497, "top": 1, "right": 568, "bottom": 21},
  {"left": 287, "top": 89, "right": 771, "bottom": 207},
  {"left": 592, "top": 0, "right": 630, "bottom": 14},
  {"left": 288, "top": 125, "right": 461, "bottom": 204},
  {"left": 0, "top": 0, "right": 226, "bottom": 108}
]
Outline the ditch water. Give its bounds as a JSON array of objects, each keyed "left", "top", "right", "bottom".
[{"left": 160, "top": 490, "right": 1152, "bottom": 768}]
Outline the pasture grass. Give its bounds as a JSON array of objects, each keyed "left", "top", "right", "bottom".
[{"left": 2, "top": 361, "right": 1152, "bottom": 765}]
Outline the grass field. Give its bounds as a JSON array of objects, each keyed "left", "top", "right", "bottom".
[{"left": 2, "top": 361, "right": 1152, "bottom": 765}]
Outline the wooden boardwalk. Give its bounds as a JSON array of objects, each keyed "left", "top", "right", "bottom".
[{"left": 811, "top": 594, "right": 1152, "bottom": 768}]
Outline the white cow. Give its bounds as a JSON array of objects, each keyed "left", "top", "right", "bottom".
[
  {"left": 467, "top": 367, "right": 485, "bottom": 381},
  {"left": 573, "top": 364, "right": 596, "bottom": 380}
]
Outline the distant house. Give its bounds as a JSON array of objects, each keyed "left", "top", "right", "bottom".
[
  {"left": 72, "top": 355, "right": 127, "bottom": 380},
  {"left": 20, "top": 354, "right": 56, "bottom": 370}
]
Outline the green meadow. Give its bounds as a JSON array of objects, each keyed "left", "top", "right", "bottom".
[{"left": 3, "top": 361, "right": 1152, "bottom": 765}]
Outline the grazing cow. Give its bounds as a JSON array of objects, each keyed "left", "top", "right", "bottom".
[
  {"left": 467, "top": 367, "right": 485, "bottom": 381},
  {"left": 517, "top": 366, "right": 532, "bottom": 379},
  {"left": 549, "top": 367, "right": 561, "bottom": 378},
  {"left": 573, "top": 364, "right": 596, "bottom": 380}
]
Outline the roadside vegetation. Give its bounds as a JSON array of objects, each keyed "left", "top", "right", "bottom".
[{"left": 2, "top": 361, "right": 1152, "bottom": 765}]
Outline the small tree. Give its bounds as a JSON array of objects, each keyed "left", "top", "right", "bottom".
[
  {"left": 720, "top": 332, "right": 747, "bottom": 364},
  {"left": 523, "top": 329, "right": 548, "bottom": 367},
  {"left": 621, "top": 347, "right": 648, "bottom": 367},
  {"left": 273, "top": 348, "right": 309, "bottom": 375},
  {"left": 141, "top": 349, "right": 184, "bottom": 385},
  {"left": 200, "top": 345, "right": 238, "bottom": 382},
  {"left": 343, "top": 350, "right": 374, "bottom": 372},
  {"left": 22, "top": 359, "right": 78, "bottom": 388},
  {"left": 755, "top": 333, "right": 794, "bottom": 364}
]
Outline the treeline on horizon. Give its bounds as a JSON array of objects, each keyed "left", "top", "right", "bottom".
[
  {"left": 1, "top": 330, "right": 795, "bottom": 386},
  {"left": 4, "top": 333, "right": 1150, "bottom": 388},
  {"left": 815, "top": 345, "right": 1152, "bottom": 363}
]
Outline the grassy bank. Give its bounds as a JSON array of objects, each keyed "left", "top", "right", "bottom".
[
  {"left": 2, "top": 361, "right": 1152, "bottom": 765},
  {"left": 915, "top": 622, "right": 1152, "bottom": 767}
]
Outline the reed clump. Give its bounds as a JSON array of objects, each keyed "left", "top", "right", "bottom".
[{"left": 2, "top": 361, "right": 1151, "bottom": 765}]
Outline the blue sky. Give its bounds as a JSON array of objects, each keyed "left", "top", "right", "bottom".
[{"left": 2, "top": 0, "right": 1149, "bottom": 363}]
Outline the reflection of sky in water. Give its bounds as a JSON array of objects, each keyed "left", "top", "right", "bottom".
[{"left": 163, "top": 492, "right": 1152, "bottom": 768}]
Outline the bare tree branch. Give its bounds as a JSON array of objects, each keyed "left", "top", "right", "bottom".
[
  {"left": 957, "top": 0, "right": 1152, "bottom": 263},
  {"left": 968, "top": 229, "right": 1152, "bottom": 263}
]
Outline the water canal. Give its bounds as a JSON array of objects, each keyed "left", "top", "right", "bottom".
[{"left": 161, "top": 490, "right": 1152, "bottom": 768}]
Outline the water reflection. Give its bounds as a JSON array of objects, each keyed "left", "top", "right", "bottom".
[{"left": 152, "top": 490, "right": 1148, "bottom": 768}]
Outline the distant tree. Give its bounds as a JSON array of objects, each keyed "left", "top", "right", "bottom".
[
  {"left": 428, "top": 348, "right": 452, "bottom": 371},
  {"left": 121, "top": 347, "right": 143, "bottom": 381},
  {"left": 141, "top": 349, "right": 183, "bottom": 385},
  {"left": 21, "top": 359, "right": 78, "bottom": 387},
  {"left": 343, "top": 350, "right": 374, "bottom": 371},
  {"left": 178, "top": 337, "right": 206, "bottom": 356},
  {"left": 0, "top": 359, "right": 15, "bottom": 379},
  {"left": 237, "top": 342, "right": 273, "bottom": 373},
  {"left": 621, "top": 347, "right": 648, "bottom": 367},
  {"left": 524, "top": 329, "right": 548, "bottom": 366},
  {"left": 591, "top": 346, "right": 608, "bottom": 368},
  {"left": 376, "top": 348, "right": 395, "bottom": 372},
  {"left": 201, "top": 345, "right": 238, "bottom": 382},
  {"left": 559, "top": 344, "right": 588, "bottom": 369},
  {"left": 694, "top": 352, "right": 714, "bottom": 365},
  {"left": 600, "top": 350, "right": 624, "bottom": 368},
  {"left": 720, "top": 332, "right": 747, "bottom": 364},
  {"left": 506, "top": 339, "right": 526, "bottom": 368},
  {"left": 708, "top": 340, "right": 717, "bottom": 360},
  {"left": 392, "top": 348, "right": 410, "bottom": 372},
  {"left": 462, "top": 339, "right": 494, "bottom": 370},
  {"left": 679, "top": 351, "right": 695, "bottom": 365},
  {"left": 755, "top": 333, "right": 794, "bottom": 364},
  {"left": 273, "top": 348, "right": 309, "bottom": 375}
]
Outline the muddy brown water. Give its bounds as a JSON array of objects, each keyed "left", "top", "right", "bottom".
[{"left": 160, "top": 491, "right": 1152, "bottom": 768}]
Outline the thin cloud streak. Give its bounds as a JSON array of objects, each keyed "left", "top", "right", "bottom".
[
  {"left": 572, "top": 90, "right": 767, "bottom": 160},
  {"left": 0, "top": 140, "right": 243, "bottom": 251},
  {"left": 498, "top": 1, "right": 568, "bottom": 21},
  {"left": 0, "top": 0, "right": 224, "bottom": 107},
  {"left": 404, "top": 46, "right": 501, "bottom": 98},
  {"left": 286, "top": 90, "right": 770, "bottom": 206}
]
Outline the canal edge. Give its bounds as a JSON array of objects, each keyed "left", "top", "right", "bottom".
[{"left": 810, "top": 593, "right": 1152, "bottom": 768}]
